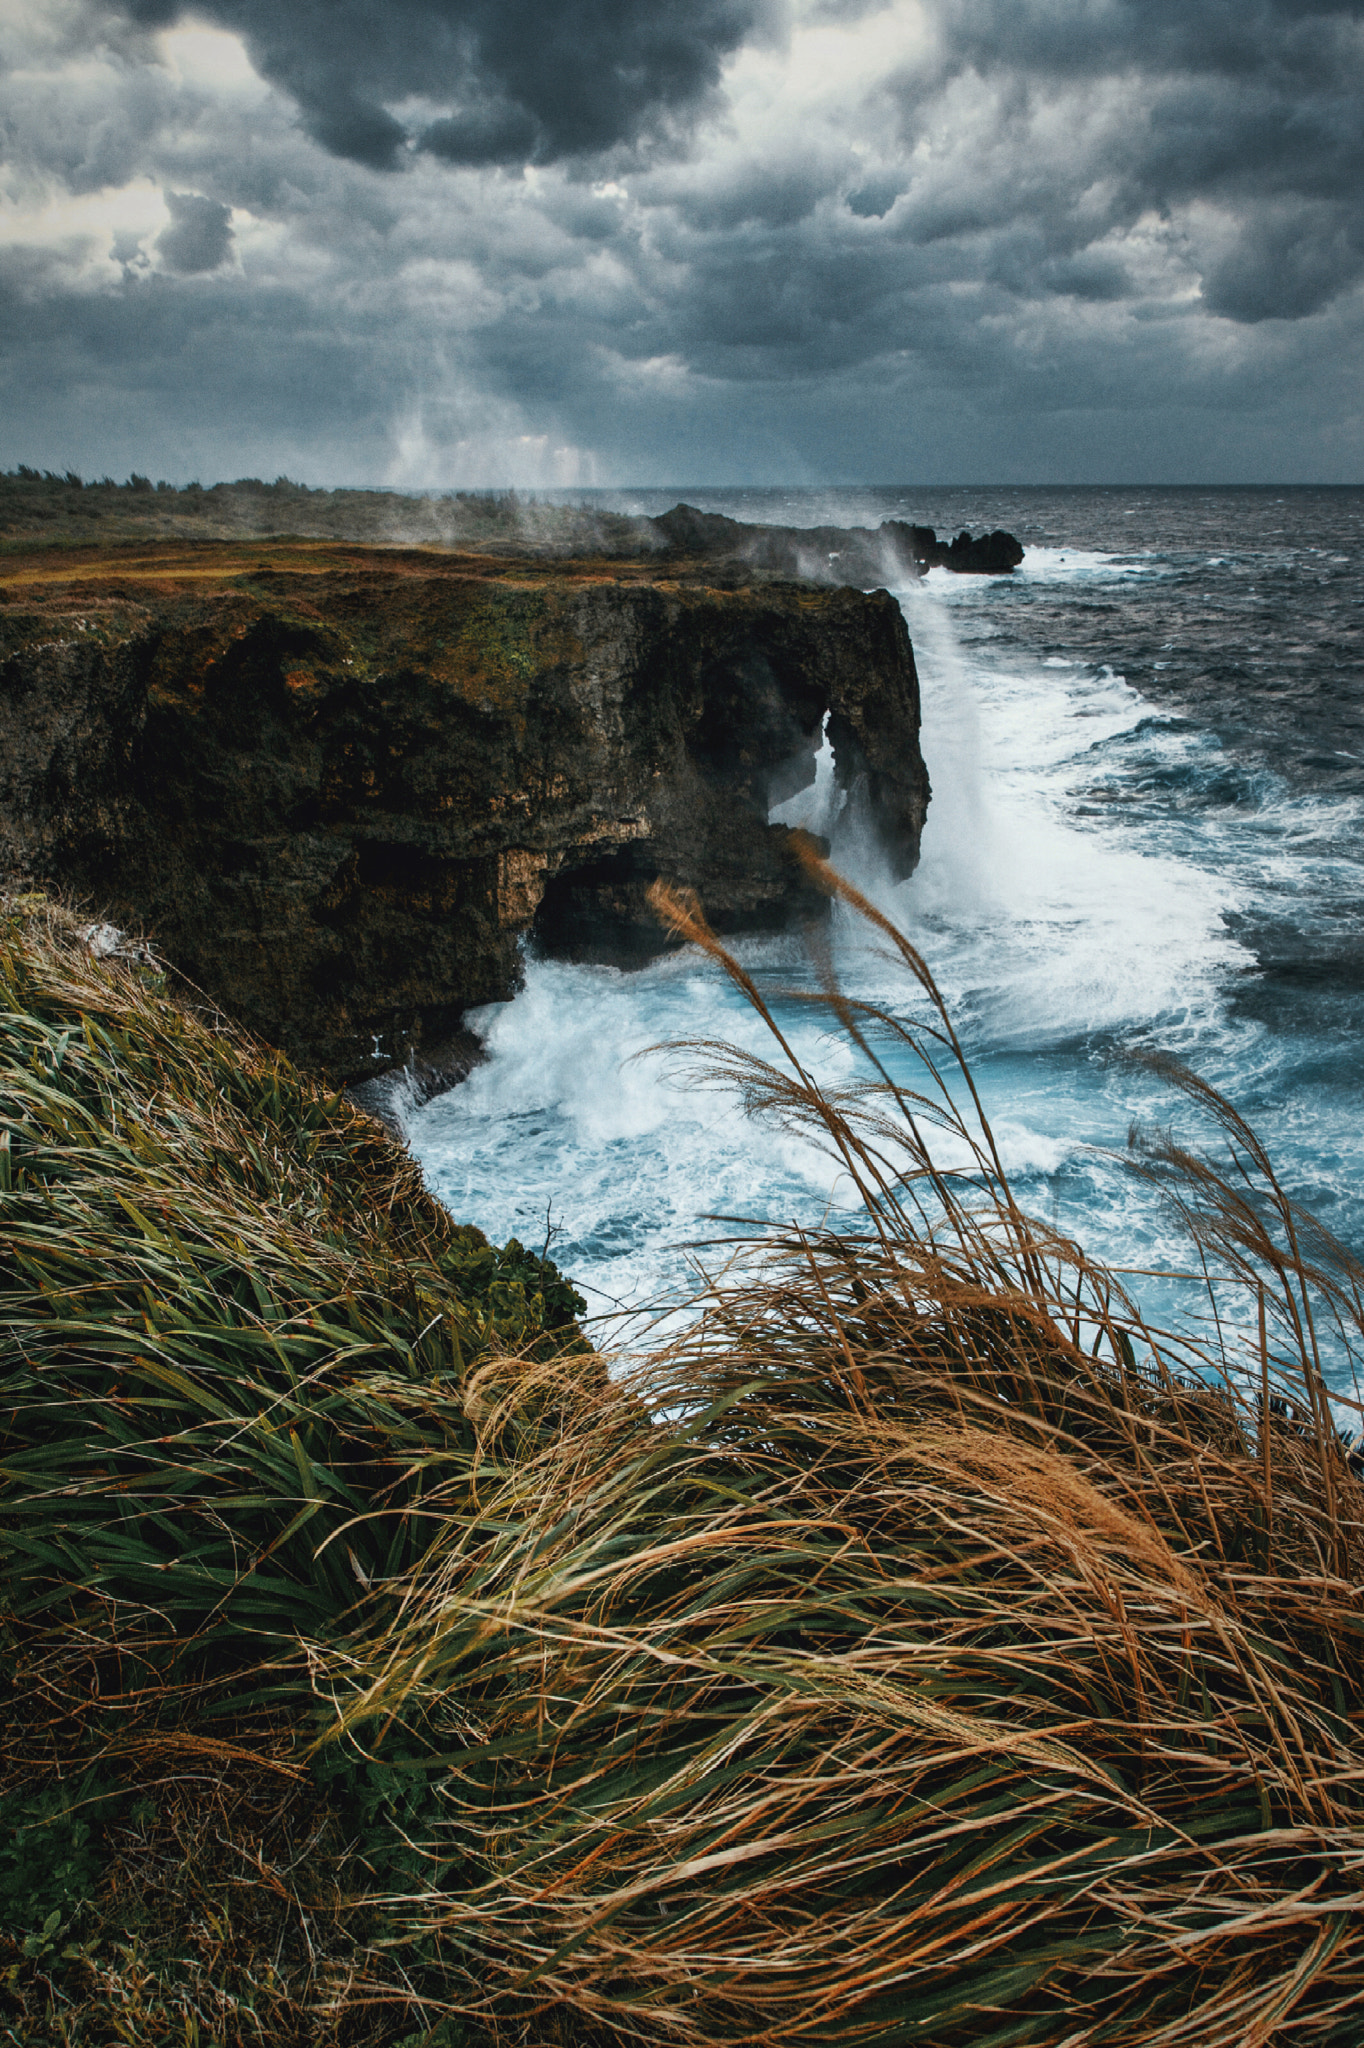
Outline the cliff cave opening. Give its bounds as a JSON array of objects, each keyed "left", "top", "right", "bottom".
[{"left": 533, "top": 847, "right": 674, "bottom": 968}]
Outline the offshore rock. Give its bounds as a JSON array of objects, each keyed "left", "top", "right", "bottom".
[
  {"left": 0, "top": 542, "right": 928, "bottom": 1083},
  {"left": 914, "top": 526, "right": 1026, "bottom": 574},
  {"left": 652, "top": 506, "right": 1024, "bottom": 581}
]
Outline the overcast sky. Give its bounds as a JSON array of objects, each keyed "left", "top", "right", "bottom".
[{"left": 2, "top": 0, "right": 1362, "bottom": 486}]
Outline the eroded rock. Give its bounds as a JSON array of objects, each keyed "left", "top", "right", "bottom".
[
  {"left": 0, "top": 542, "right": 928, "bottom": 1081},
  {"left": 651, "top": 505, "right": 1024, "bottom": 581}
]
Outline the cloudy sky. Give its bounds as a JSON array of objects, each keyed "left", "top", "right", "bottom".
[{"left": 2, "top": 0, "right": 1362, "bottom": 486}]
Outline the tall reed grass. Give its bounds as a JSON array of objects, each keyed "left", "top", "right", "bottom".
[
  {"left": 3, "top": 869, "right": 1362, "bottom": 2045},
  {"left": 0, "top": 894, "right": 585, "bottom": 2042}
]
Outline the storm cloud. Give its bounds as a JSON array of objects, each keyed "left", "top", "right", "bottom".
[
  {"left": 908, "top": 0, "right": 1364, "bottom": 322},
  {"left": 1, "top": 0, "right": 1362, "bottom": 484},
  {"left": 156, "top": 190, "right": 233, "bottom": 272},
  {"left": 116, "top": 0, "right": 770, "bottom": 166}
]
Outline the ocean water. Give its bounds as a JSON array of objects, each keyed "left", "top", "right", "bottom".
[{"left": 405, "top": 487, "right": 1364, "bottom": 1388}]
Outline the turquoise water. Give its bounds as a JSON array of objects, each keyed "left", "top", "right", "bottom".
[{"left": 405, "top": 488, "right": 1364, "bottom": 1397}]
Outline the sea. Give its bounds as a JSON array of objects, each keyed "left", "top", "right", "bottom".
[{"left": 401, "top": 486, "right": 1364, "bottom": 1399}]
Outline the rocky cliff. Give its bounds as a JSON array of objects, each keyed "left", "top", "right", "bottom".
[
  {"left": 0, "top": 541, "right": 928, "bottom": 1083},
  {"left": 652, "top": 505, "right": 1025, "bottom": 580}
]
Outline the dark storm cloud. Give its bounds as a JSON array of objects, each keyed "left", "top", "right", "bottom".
[
  {"left": 156, "top": 191, "right": 233, "bottom": 272},
  {"left": 1201, "top": 201, "right": 1364, "bottom": 321},
  {"left": 5, "top": 0, "right": 1364, "bottom": 485},
  {"left": 117, "top": 0, "right": 768, "bottom": 167},
  {"left": 0, "top": 244, "right": 406, "bottom": 476},
  {"left": 902, "top": 0, "right": 1364, "bottom": 320},
  {"left": 929, "top": 0, "right": 1364, "bottom": 93},
  {"left": 422, "top": 103, "right": 541, "bottom": 167},
  {"left": 846, "top": 177, "right": 900, "bottom": 221},
  {"left": 660, "top": 160, "right": 835, "bottom": 232}
]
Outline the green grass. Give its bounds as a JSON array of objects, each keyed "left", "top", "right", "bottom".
[
  {"left": 2, "top": 874, "right": 1363, "bottom": 2046},
  {"left": 0, "top": 894, "right": 587, "bottom": 2042}
]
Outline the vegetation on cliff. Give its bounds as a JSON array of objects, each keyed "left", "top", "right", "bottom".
[
  {"left": 0, "top": 467, "right": 642, "bottom": 556},
  {"left": 1, "top": 543, "right": 924, "bottom": 1081},
  {"left": 0, "top": 468, "right": 1021, "bottom": 582},
  {"left": 0, "top": 894, "right": 585, "bottom": 2042},
  {"left": 2, "top": 877, "right": 1363, "bottom": 2046}
]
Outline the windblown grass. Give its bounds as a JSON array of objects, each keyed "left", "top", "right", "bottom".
[
  {"left": 3, "top": 870, "right": 1363, "bottom": 2045},
  {"left": 0, "top": 894, "right": 586, "bottom": 2042}
]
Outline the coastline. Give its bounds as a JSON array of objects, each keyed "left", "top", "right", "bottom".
[
  {"left": 5, "top": 485, "right": 1364, "bottom": 2044},
  {"left": 0, "top": 529, "right": 929, "bottom": 1083}
]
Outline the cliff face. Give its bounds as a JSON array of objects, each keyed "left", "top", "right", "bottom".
[{"left": 0, "top": 543, "right": 928, "bottom": 1082}]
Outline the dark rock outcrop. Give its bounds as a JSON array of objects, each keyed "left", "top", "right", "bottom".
[
  {"left": 1, "top": 543, "right": 928, "bottom": 1082},
  {"left": 651, "top": 505, "right": 1024, "bottom": 582},
  {"left": 889, "top": 523, "right": 1026, "bottom": 575}
]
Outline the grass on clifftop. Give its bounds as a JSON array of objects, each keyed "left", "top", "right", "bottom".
[
  {"left": 0, "top": 466, "right": 649, "bottom": 557},
  {"left": 0, "top": 895, "right": 586, "bottom": 2043},
  {"left": 2, "top": 877, "right": 1364, "bottom": 2047}
]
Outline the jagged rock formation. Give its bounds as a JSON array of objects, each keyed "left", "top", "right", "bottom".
[
  {"left": 0, "top": 542, "right": 928, "bottom": 1082},
  {"left": 651, "top": 505, "right": 1024, "bottom": 581}
]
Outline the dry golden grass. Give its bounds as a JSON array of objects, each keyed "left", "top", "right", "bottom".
[{"left": 3, "top": 870, "right": 1363, "bottom": 2045}]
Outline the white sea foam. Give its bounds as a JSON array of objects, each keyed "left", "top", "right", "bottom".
[
  {"left": 408, "top": 571, "right": 1252, "bottom": 1333},
  {"left": 1003, "top": 546, "right": 1155, "bottom": 584},
  {"left": 832, "top": 577, "right": 1252, "bottom": 1051},
  {"left": 406, "top": 950, "right": 868, "bottom": 1331},
  {"left": 403, "top": 536, "right": 1364, "bottom": 1390}
]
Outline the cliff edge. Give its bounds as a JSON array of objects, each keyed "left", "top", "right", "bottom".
[{"left": 0, "top": 541, "right": 928, "bottom": 1082}]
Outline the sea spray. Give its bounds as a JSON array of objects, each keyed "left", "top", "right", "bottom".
[{"left": 406, "top": 487, "right": 1364, "bottom": 1388}]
